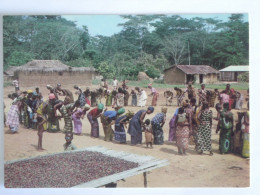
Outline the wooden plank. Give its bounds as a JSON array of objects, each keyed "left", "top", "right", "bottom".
[{"left": 73, "top": 159, "right": 169, "bottom": 188}]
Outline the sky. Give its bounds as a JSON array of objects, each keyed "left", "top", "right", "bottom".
[{"left": 63, "top": 14, "right": 248, "bottom": 36}]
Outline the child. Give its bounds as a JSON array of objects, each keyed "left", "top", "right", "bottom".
[
  {"left": 36, "top": 115, "right": 47, "bottom": 151},
  {"left": 130, "top": 88, "right": 137, "bottom": 106},
  {"left": 143, "top": 119, "right": 154, "bottom": 148},
  {"left": 63, "top": 132, "right": 77, "bottom": 151}
]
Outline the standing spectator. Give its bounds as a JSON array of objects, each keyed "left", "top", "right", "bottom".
[
  {"left": 197, "top": 102, "right": 213, "bottom": 155},
  {"left": 148, "top": 84, "right": 159, "bottom": 106},
  {"left": 12, "top": 79, "right": 19, "bottom": 92},
  {"left": 112, "top": 77, "right": 118, "bottom": 91},
  {"left": 130, "top": 88, "right": 137, "bottom": 106}
]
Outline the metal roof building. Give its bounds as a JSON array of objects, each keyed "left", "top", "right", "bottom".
[{"left": 219, "top": 65, "right": 249, "bottom": 81}]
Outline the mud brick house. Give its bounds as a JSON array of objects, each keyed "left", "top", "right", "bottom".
[
  {"left": 163, "top": 65, "right": 220, "bottom": 84},
  {"left": 13, "top": 60, "right": 99, "bottom": 87}
]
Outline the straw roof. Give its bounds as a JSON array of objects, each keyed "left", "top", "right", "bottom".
[
  {"left": 4, "top": 66, "right": 19, "bottom": 76},
  {"left": 15, "top": 60, "right": 96, "bottom": 72},
  {"left": 164, "top": 65, "right": 220, "bottom": 75}
]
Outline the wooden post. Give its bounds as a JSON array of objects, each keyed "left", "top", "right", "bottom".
[{"left": 143, "top": 172, "right": 147, "bottom": 188}]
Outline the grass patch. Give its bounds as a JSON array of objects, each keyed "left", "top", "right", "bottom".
[
  {"left": 4, "top": 81, "right": 12, "bottom": 88},
  {"left": 92, "top": 79, "right": 249, "bottom": 91},
  {"left": 126, "top": 80, "right": 249, "bottom": 90}
]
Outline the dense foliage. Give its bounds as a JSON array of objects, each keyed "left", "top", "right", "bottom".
[{"left": 3, "top": 14, "right": 249, "bottom": 80}]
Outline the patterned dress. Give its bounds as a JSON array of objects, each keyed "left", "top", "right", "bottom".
[
  {"left": 87, "top": 108, "right": 100, "bottom": 138},
  {"left": 175, "top": 113, "right": 190, "bottom": 149},
  {"left": 219, "top": 111, "right": 233, "bottom": 153},
  {"left": 128, "top": 110, "right": 146, "bottom": 145},
  {"left": 6, "top": 104, "right": 20, "bottom": 132},
  {"left": 60, "top": 103, "right": 74, "bottom": 132},
  {"left": 168, "top": 108, "right": 179, "bottom": 141},
  {"left": 151, "top": 112, "right": 166, "bottom": 145},
  {"left": 209, "top": 91, "right": 217, "bottom": 108},
  {"left": 197, "top": 110, "right": 212, "bottom": 152},
  {"left": 46, "top": 103, "right": 60, "bottom": 132},
  {"left": 114, "top": 115, "right": 129, "bottom": 143},
  {"left": 116, "top": 93, "right": 124, "bottom": 107}
]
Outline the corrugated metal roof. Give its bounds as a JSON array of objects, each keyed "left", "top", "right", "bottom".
[
  {"left": 164, "top": 65, "right": 219, "bottom": 74},
  {"left": 219, "top": 65, "right": 249, "bottom": 72}
]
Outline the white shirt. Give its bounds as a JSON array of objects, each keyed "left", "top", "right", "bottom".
[
  {"left": 112, "top": 79, "right": 118, "bottom": 87},
  {"left": 13, "top": 80, "right": 19, "bottom": 87}
]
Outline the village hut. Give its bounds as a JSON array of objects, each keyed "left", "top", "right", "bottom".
[
  {"left": 219, "top": 65, "right": 249, "bottom": 81},
  {"left": 14, "top": 60, "right": 99, "bottom": 87},
  {"left": 163, "top": 65, "right": 220, "bottom": 84},
  {"left": 3, "top": 66, "right": 19, "bottom": 81}
]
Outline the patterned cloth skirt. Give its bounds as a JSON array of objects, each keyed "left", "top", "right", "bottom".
[
  {"left": 63, "top": 115, "right": 73, "bottom": 132},
  {"left": 87, "top": 113, "right": 99, "bottom": 138},
  {"left": 100, "top": 114, "right": 114, "bottom": 141},
  {"left": 152, "top": 93, "right": 159, "bottom": 106},
  {"left": 242, "top": 132, "right": 249, "bottom": 158},
  {"left": 151, "top": 121, "right": 164, "bottom": 145},
  {"left": 6, "top": 104, "right": 20, "bottom": 132},
  {"left": 114, "top": 125, "right": 126, "bottom": 143},
  {"left": 197, "top": 122, "right": 212, "bottom": 152},
  {"left": 176, "top": 125, "right": 189, "bottom": 149},
  {"left": 219, "top": 128, "right": 232, "bottom": 153}
]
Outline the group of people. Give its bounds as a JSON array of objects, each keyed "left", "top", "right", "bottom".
[
  {"left": 168, "top": 84, "right": 249, "bottom": 157},
  {"left": 5, "top": 79, "right": 249, "bottom": 158}
]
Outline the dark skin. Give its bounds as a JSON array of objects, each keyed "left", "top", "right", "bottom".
[
  {"left": 64, "top": 134, "right": 73, "bottom": 149},
  {"left": 140, "top": 109, "right": 153, "bottom": 128},
  {"left": 37, "top": 115, "right": 46, "bottom": 151}
]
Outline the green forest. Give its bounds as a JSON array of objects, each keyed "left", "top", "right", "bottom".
[{"left": 3, "top": 14, "right": 249, "bottom": 80}]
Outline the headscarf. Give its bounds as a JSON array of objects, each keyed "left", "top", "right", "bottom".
[
  {"left": 27, "top": 89, "right": 33, "bottom": 94},
  {"left": 147, "top": 106, "right": 154, "bottom": 113},
  {"left": 98, "top": 103, "right": 104, "bottom": 110},
  {"left": 161, "top": 107, "right": 168, "bottom": 114},
  {"left": 117, "top": 108, "right": 125, "bottom": 115},
  {"left": 82, "top": 104, "right": 90, "bottom": 110},
  {"left": 49, "top": 93, "right": 56, "bottom": 100},
  {"left": 125, "top": 110, "right": 134, "bottom": 118},
  {"left": 182, "top": 99, "right": 189, "bottom": 107}
]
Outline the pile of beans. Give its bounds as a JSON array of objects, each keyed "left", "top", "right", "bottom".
[{"left": 5, "top": 151, "right": 139, "bottom": 188}]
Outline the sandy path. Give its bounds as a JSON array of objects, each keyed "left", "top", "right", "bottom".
[{"left": 3, "top": 85, "right": 249, "bottom": 187}]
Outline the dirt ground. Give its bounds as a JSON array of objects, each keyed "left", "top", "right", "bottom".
[{"left": 3, "top": 84, "right": 250, "bottom": 187}]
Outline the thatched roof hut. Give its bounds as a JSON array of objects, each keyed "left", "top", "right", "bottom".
[
  {"left": 15, "top": 60, "right": 99, "bottom": 87},
  {"left": 4, "top": 66, "right": 19, "bottom": 81},
  {"left": 164, "top": 65, "right": 220, "bottom": 84}
]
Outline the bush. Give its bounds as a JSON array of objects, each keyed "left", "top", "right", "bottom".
[
  {"left": 238, "top": 72, "right": 249, "bottom": 82},
  {"left": 145, "top": 66, "right": 160, "bottom": 79}
]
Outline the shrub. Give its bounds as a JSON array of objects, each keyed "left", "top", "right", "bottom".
[{"left": 238, "top": 72, "right": 249, "bottom": 82}]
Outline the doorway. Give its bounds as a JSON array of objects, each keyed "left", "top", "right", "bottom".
[{"left": 199, "top": 74, "right": 203, "bottom": 84}]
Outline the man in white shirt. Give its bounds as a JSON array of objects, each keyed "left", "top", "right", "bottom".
[
  {"left": 12, "top": 79, "right": 19, "bottom": 92},
  {"left": 112, "top": 77, "right": 118, "bottom": 91}
]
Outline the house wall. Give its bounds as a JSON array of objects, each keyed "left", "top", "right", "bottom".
[
  {"left": 221, "top": 71, "right": 247, "bottom": 81},
  {"left": 164, "top": 67, "right": 186, "bottom": 84},
  {"left": 204, "top": 73, "right": 219, "bottom": 84},
  {"left": 18, "top": 71, "right": 98, "bottom": 87}
]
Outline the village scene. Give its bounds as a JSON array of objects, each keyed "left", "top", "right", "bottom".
[{"left": 3, "top": 14, "right": 249, "bottom": 188}]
